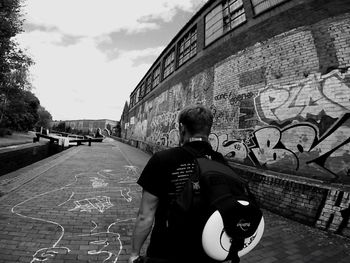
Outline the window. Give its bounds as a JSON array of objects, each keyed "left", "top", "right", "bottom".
[
  {"left": 130, "top": 93, "right": 136, "bottom": 107},
  {"left": 178, "top": 26, "right": 197, "bottom": 67},
  {"left": 223, "top": 0, "right": 246, "bottom": 32},
  {"left": 205, "top": 0, "right": 246, "bottom": 46},
  {"left": 163, "top": 49, "right": 175, "bottom": 79},
  {"left": 251, "top": 0, "right": 289, "bottom": 15},
  {"left": 139, "top": 82, "right": 145, "bottom": 99},
  {"left": 135, "top": 88, "right": 140, "bottom": 103},
  {"left": 153, "top": 66, "right": 160, "bottom": 87},
  {"left": 146, "top": 75, "right": 153, "bottom": 94}
]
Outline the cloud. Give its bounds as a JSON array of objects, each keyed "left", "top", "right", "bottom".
[
  {"left": 16, "top": 0, "right": 208, "bottom": 120},
  {"left": 16, "top": 30, "right": 163, "bottom": 120},
  {"left": 23, "top": 23, "right": 58, "bottom": 33},
  {"left": 22, "top": 0, "right": 207, "bottom": 37}
]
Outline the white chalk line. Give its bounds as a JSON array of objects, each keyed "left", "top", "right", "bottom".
[
  {"left": 11, "top": 169, "right": 140, "bottom": 262},
  {"left": 11, "top": 188, "right": 71, "bottom": 262},
  {"left": 58, "top": 192, "right": 75, "bottom": 207},
  {"left": 78, "top": 218, "right": 136, "bottom": 263}
]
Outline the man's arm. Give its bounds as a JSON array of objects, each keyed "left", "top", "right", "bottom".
[{"left": 129, "top": 189, "right": 159, "bottom": 262}]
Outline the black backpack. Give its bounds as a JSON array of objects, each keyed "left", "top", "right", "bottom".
[{"left": 166, "top": 146, "right": 263, "bottom": 263}]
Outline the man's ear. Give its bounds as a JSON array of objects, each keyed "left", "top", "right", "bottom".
[
  {"left": 179, "top": 123, "right": 185, "bottom": 134},
  {"left": 179, "top": 123, "right": 185, "bottom": 145}
]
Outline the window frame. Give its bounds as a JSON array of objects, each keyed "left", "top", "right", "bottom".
[
  {"left": 250, "top": 0, "right": 290, "bottom": 16},
  {"left": 138, "top": 82, "right": 145, "bottom": 100},
  {"left": 222, "top": 0, "right": 246, "bottom": 33},
  {"left": 130, "top": 92, "right": 136, "bottom": 108},
  {"left": 153, "top": 65, "right": 161, "bottom": 88},
  {"left": 178, "top": 26, "right": 198, "bottom": 67},
  {"left": 163, "top": 48, "right": 175, "bottom": 79},
  {"left": 145, "top": 74, "right": 153, "bottom": 94},
  {"left": 204, "top": 0, "right": 246, "bottom": 47}
]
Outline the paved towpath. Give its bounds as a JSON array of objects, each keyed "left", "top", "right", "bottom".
[{"left": 0, "top": 138, "right": 349, "bottom": 263}]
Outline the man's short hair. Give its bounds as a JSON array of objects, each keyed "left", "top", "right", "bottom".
[{"left": 178, "top": 104, "right": 213, "bottom": 136}]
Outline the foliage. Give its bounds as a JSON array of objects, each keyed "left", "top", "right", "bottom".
[
  {"left": 0, "top": 0, "right": 50, "bottom": 132},
  {"left": 2, "top": 89, "right": 39, "bottom": 131},
  {"left": 52, "top": 121, "right": 66, "bottom": 132},
  {"left": 0, "top": 0, "right": 26, "bottom": 86},
  {"left": 36, "top": 105, "right": 52, "bottom": 129}
]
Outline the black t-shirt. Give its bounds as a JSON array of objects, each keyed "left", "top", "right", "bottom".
[{"left": 137, "top": 141, "right": 225, "bottom": 262}]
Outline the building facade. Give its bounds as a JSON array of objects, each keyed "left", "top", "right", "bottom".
[
  {"left": 124, "top": 0, "right": 350, "bottom": 237},
  {"left": 125, "top": 0, "right": 350, "bottom": 184},
  {"left": 51, "top": 119, "right": 118, "bottom": 135}
]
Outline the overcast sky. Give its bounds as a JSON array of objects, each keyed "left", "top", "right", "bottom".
[{"left": 15, "top": 0, "right": 207, "bottom": 121}]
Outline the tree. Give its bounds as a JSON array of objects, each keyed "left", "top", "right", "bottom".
[
  {"left": 0, "top": 0, "right": 36, "bottom": 131},
  {"left": 0, "top": 0, "right": 28, "bottom": 89},
  {"left": 36, "top": 105, "right": 52, "bottom": 130},
  {"left": 56, "top": 121, "right": 66, "bottom": 132},
  {"left": 4, "top": 90, "right": 39, "bottom": 131}
]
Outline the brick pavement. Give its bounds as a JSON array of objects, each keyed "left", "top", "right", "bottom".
[{"left": 0, "top": 139, "right": 349, "bottom": 263}]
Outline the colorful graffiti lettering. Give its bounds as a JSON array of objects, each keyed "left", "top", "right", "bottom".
[
  {"left": 147, "top": 112, "right": 179, "bottom": 147},
  {"left": 255, "top": 70, "right": 350, "bottom": 124},
  {"left": 150, "top": 112, "right": 178, "bottom": 132},
  {"left": 211, "top": 105, "right": 239, "bottom": 130},
  {"left": 209, "top": 133, "right": 248, "bottom": 161},
  {"left": 215, "top": 113, "right": 350, "bottom": 182}
]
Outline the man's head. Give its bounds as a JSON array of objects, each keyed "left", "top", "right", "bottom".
[{"left": 178, "top": 104, "right": 213, "bottom": 144}]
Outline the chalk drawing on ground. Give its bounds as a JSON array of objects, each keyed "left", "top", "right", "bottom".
[
  {"left": 78, "top": 219, "right": 135, "bottom": 263},
  {"left": 91, "top": 177, "right": 109, "bottom": 188},
  {"left": 31, "top": 247, "right": 70, "bottom": 263},
  {"left": 68, "top": 196, "right": 114, "bottom": 213},
  {"left": 11, "top": 169, "right": 141, "bottom": 263},
  {"left": 118, "top": 165, "right": 139, "bottom": 183}
]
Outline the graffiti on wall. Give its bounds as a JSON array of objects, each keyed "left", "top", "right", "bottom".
[
  {"left": 249, "top": 116, "right": 350, "bottom": 181},
  {"left": 187, "top": 69, "right": 213, "bottom": 105},
  {"left": 148, "top": 111, "right": 179, "bottom": 147},
  {"left": 129, "top": 71, "right": 214, "bottom": 147},
  {"left": 209, "top": 69, "right": 350, "bottom": 182},
  {"left": 316, "top": 189, "right": 350, "bottom": 235},
  {"left": 255, "top": 70, "right": 350, "bottom": 125},
  {"left": 214, "top": 91, "right": 256, "bottom": 105}
]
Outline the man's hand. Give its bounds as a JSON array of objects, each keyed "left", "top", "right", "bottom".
[
  {"left": 129, "top": 190, "right": 158, "bottom": 263},
  {"left": 128, "top": 255, "right": 142, "bottom": 263}
]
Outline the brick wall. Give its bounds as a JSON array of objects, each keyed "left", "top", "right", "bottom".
[{"left": 231, "top": 162, "right": 350, "bottom": 238}]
